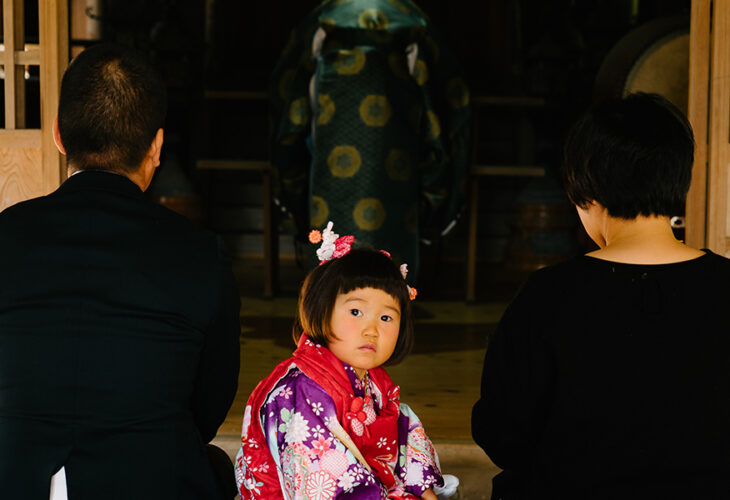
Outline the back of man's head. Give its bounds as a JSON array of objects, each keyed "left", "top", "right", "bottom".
[{"left": 58, "top": 43, "right": 167, "bottom": 173}]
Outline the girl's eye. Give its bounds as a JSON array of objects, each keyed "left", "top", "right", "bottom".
[
  {"left": 380, "top": 315, "right": 392, "bottom": 322},
  {"left": 349, "top": 309, "right": 362, "bottom": 317}
]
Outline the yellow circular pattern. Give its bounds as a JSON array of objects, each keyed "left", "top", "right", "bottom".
[
  {"left": 327, "top": 145, "right": 362, "bottom": 177},
  {"left": 288, "top": 97, "right": 310, "bottom": 126},
  {"left": 333, "top": 48, "right": 366, "bottom": 75},
  {"left": 353, "top": 198, "right": 387, "bottom": 231},
  {"left": 426, "top": 111, "right": 441, "bottom": 139},
  {"left": 446, "top": 77, "right": 470, "bottom": 108},
  {"left": 385, "top": 150, "right": 412, "bottom": 181},
  {"left": 413, "top": 60, "right": 429, "bottom": 86},
  {"left": 358, "top": 9, "right": 389, "bottom": 30},
  {"left": 311, "top": 196, "right": 330, "bottom": 227},
  {"left": 317, "top": 94, "right": 336, "bottom": 125},
  {"left": 359, "top": 95, "right": 392, "bottom": 127}
]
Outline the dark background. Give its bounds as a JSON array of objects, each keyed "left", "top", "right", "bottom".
[{"left": 1, "top": 0, "right": 692, "bottom": 298}]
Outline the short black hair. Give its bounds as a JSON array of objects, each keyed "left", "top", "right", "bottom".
[
  {"left": 58, "top": 43, "right": 167, "bottom": 172},
  {"left": 562, "top": 92, "right": 694, "bottom": 219},
  {"left": 293, "top": 248, "right": 414, "bottom": 366}
]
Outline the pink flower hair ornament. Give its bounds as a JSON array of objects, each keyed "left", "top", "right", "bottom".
[{"left": 308, "top": 221, "right": 418, "bottom": 300}]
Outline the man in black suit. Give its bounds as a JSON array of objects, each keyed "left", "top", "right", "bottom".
[{"left": 0, "top": 44, "right": 240, "bottom": 499}]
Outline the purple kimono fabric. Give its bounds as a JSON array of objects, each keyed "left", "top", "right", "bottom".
[{"left": 248, "top": 362, "right": 443, "bottom": 499}]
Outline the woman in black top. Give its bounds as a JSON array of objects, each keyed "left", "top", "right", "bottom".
[{"left": 472, "top": 93, "right": 730, "bottom": 499}]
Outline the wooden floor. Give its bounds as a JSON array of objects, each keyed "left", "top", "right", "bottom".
[{"left": 215, "top": 296, "right": 508, "bottom": 498}]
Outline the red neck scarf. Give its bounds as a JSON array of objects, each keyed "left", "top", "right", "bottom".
[{"left": 238, "top": 335, "right": 405, "bottom": 498}]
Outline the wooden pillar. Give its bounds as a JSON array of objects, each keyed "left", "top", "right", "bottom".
[
  {"left": 707, "top": 1, "right": 730, "bottom": 254},
  {"left": 39, "top": 0, "right": 70, "bottom": 191},
  {"left": 686, "top": 0, "right": 730, "bottom": 255},
  {"left": 685, "top": 0, "right": 710, "bottom": 248}
]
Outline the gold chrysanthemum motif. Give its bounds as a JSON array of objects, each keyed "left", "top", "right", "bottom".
[
  {"left": 333, "top": 48, "right": 366, "bottom": 75},
  {"left": 359, "top": 95, "right": 392, "bottom": 127},
  {"left": 317, "top": 94, "right": 335, "bottom": 125},
  {"left": 311, "top": 196, "right": 330, "bottom": 227},
  {"left": 327, "top": 146, "right": 362, "bottom": 177},
  {"left": 358, "top": 9, "right": 389, "bottom": 30},
  {"left": 353, "top": 198, "right": 386, "bottom": 230},
  {"left": 446, "top": 77, "right": 470, "bottom": 109},
  {"left": 288, "top": 97, "right": 310, "bottom": 125},
  {"left": 385, "top": 149, "right": 412, "bottom": 181}
]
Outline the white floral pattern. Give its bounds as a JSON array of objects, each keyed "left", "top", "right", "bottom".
[
  {"left": 284, "top": 411, "right": 311, "bottom": 444},
  {"left": 306, "top": 471, "right": 337, "bottom": 500},
  {"left": 254, "top": 366, "right": 443, "bottom": 499}
]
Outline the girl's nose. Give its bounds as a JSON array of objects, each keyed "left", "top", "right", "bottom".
[{"left": 362, "top": 318, "right": 379, "bottom": 336}]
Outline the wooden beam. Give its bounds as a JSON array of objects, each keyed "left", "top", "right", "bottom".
[
  {"left": 15, "top": 49, "right": 41, "bottom": 65},
  {"left": 706, "top": 1, "right": 730, "bottom": 254},
  {"left": 685, "top": 0, "right": 711, "bottom": 248},
  {"left": 0, "top": 129, "right": 42, "bottom": 148},
  {"left": 39, "top": 0, "right": 69, "bottom": 191}
]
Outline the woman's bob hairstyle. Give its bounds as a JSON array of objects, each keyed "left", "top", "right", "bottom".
[
  {"left": 292, "top": 248, "right": 414, "bottom": 366},
  {"left": 562, "top": 92, "right": 695, "bottom": 219}
]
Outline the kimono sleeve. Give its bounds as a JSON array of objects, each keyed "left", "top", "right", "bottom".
[
  {"left": 396, "top": 402, "right": 444, "bottom": 497},
  {"left": 262, "top": 371, "right": 386, "bottom": 499}
]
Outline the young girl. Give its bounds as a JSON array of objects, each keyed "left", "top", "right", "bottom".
[{"left": 235, "top": 223, "right": 453, "bottom": 499}]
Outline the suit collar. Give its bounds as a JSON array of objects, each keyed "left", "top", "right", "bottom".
[{"left": 58, "top": 169, "right": 145, "bottom": 198}]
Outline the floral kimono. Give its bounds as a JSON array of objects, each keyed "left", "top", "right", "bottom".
[{"left": 236, "top": 335, "right": 443, "bottom": 499}]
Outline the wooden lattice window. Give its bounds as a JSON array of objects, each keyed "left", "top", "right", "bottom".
[{"left": 0, "top": 0, "right": 67, "bottom": 211}]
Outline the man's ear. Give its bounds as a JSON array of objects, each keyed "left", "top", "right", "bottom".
[
  {"left": 150, "top": 128, "right": 164, "bottom": 167},
  {"left": 52, "top": 116, "right": 66, "bottom": 155}
]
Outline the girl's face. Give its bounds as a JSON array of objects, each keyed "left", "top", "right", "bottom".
[{"left": 328, "top": 287, "right": 401, "bottom": 380}]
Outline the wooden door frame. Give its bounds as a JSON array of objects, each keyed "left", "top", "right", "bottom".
[{"left": 686, "top": 0, "right": 730, "bottom": 254}]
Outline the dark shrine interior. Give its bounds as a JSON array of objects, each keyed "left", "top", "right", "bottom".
[{"left": 2, "top": 0, "right": 693, "bottom": 300}]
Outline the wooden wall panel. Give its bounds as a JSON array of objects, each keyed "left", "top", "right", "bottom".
[{"left": 0, "top": 148, "right": 44, "bottom": 211}]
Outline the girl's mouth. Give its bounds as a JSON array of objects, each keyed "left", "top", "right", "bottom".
[{"left": 359, "top": 343, "right": 376, "bottom": 352}]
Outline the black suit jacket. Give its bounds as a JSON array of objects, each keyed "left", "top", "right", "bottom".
[{"left": 0, "top": 170, "right": 241, "bottom": 499}]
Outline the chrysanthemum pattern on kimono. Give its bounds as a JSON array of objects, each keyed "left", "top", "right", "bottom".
[{"left": 260, "top": 363, "right": 442, "bottom": 499}]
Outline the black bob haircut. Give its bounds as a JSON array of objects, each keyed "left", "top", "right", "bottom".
[
  {"left": 58, "top": 43, "right": 167, "bottom": 172},
  {"left": 562, "top": 92, "right": 694, "bottom": 219},
  {"left": 292, "top": 248, "right": 414, "bottom": 367}
]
